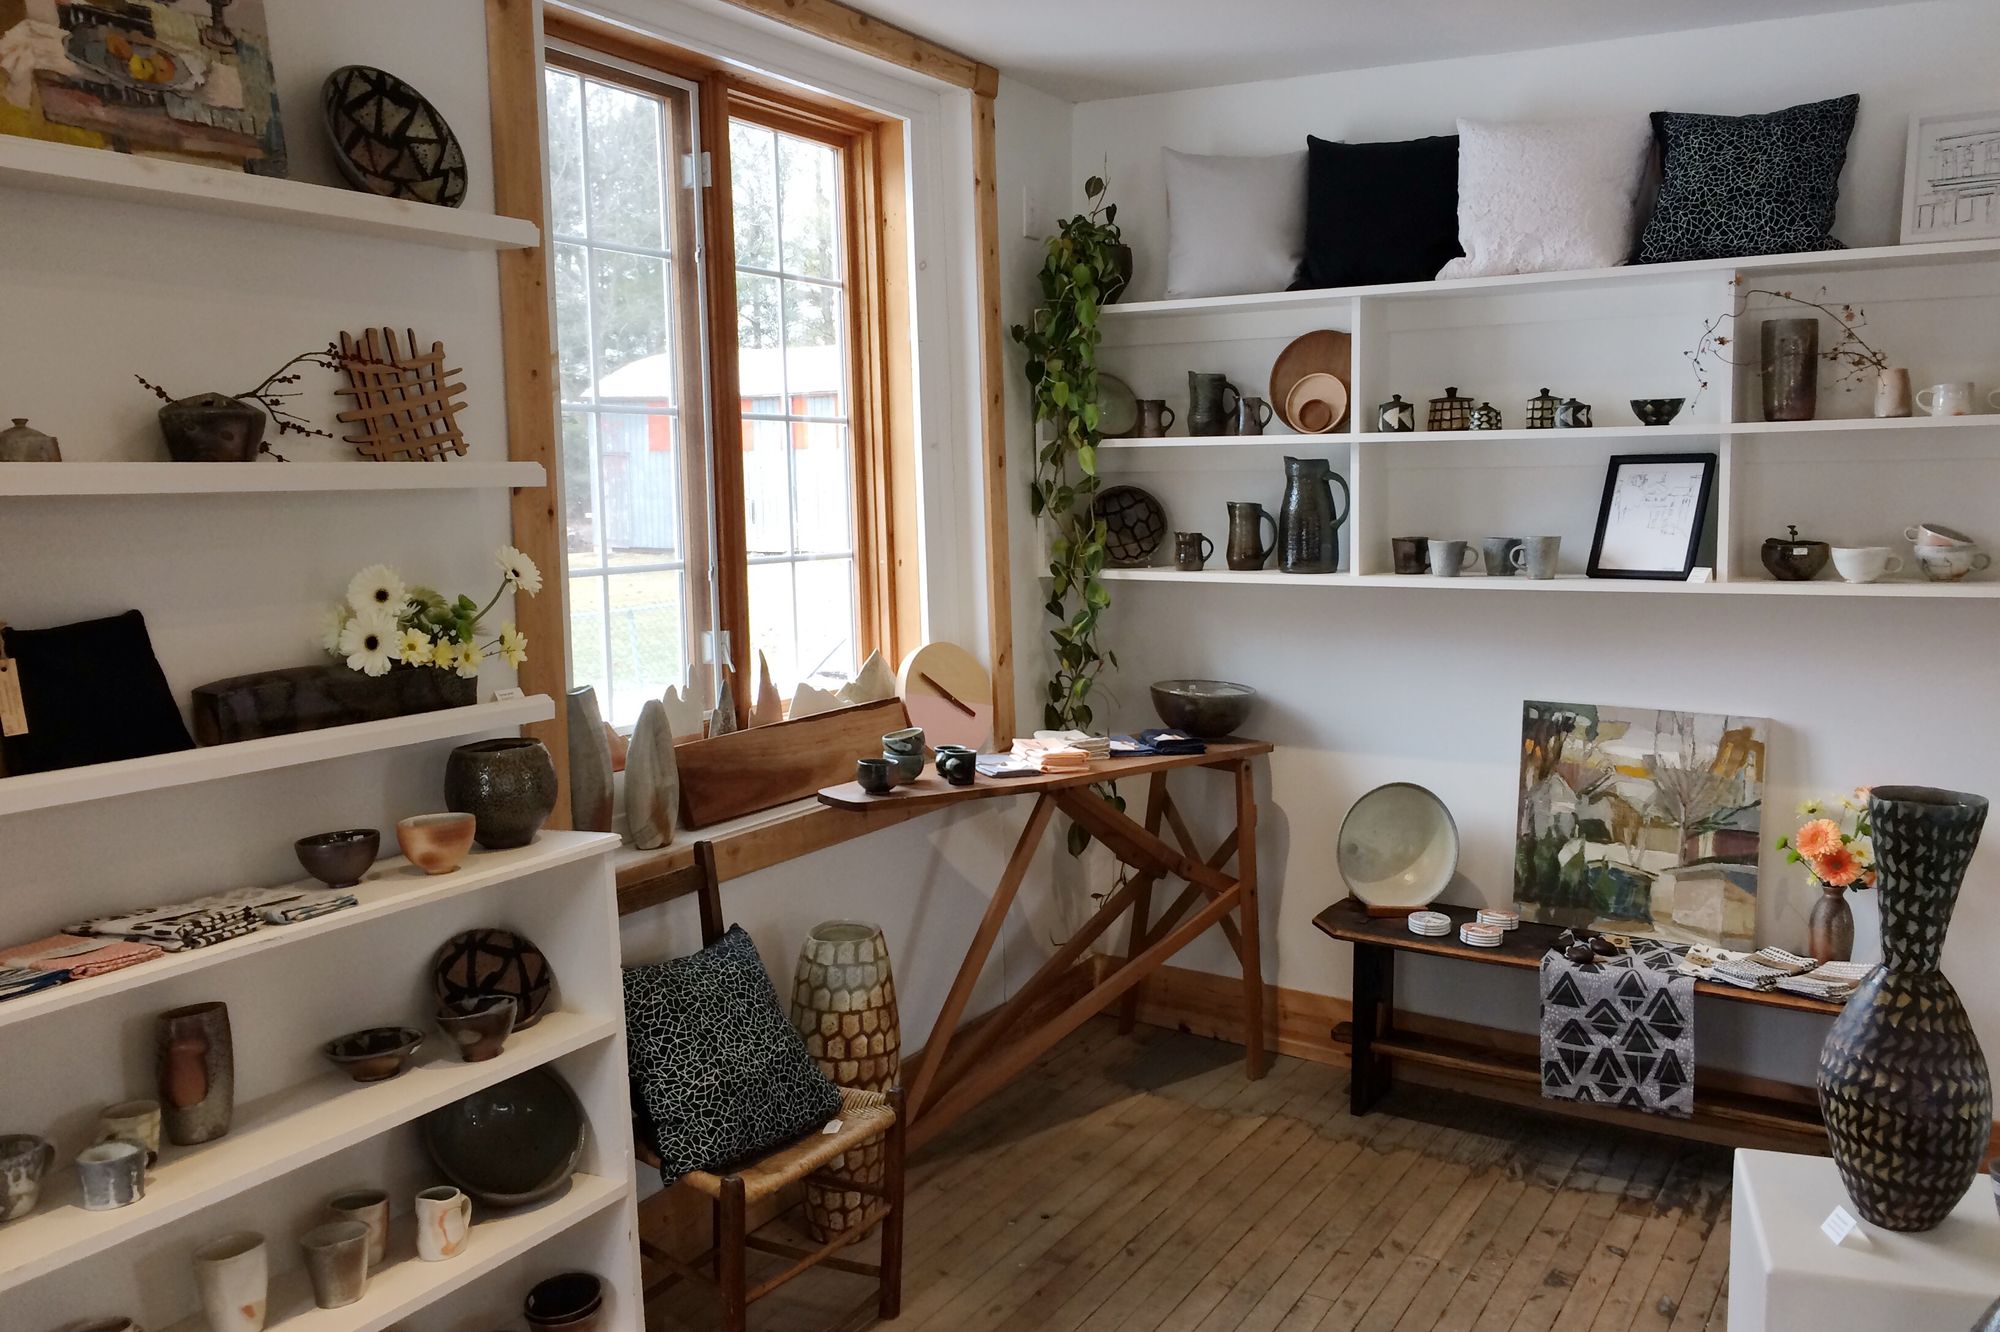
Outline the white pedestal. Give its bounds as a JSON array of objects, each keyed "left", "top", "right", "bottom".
[{"left": 1729, "top": 1149, "right": 2000, "bottom": 1332}]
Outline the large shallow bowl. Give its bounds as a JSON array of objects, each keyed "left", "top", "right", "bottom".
[
  {"left": 421, "top": 1066, "right": 585, "bottom": 1207},
  {"left": 322, "top": 65, "right": 469, "bottom": 207},
  {"left": 1149, "top": 679, "right": 1256, "bottom": 739},
  {"left": 1337, "top": 783, "right": 1459, "bottom": 909}
]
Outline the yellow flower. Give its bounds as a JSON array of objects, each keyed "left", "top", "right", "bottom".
[
  {"left": 396, "top": 629, "right": 432, "bottom": 666},
  {"left": 1796, "top": 798, "right": 1822, "bottom": 816},
  {"left": 498, "top": 622, "right": 528, "bottom": 668},
  {"left": 454, "top": 638, "right": 486, "bottom": 679},
  {"left": 432, "top": 638, "right": 459, "bottom": 669}
]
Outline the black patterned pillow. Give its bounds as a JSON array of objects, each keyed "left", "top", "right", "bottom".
[
  {"left": 624, "top": 925, "right": 842, "bottom": 1183},
  {"left": 1637, "top": 94, "right": 1859, "bottom": 264}
]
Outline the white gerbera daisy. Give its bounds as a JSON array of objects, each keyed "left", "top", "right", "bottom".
[
  {"left": 346, "top": 564, "right": 410, "bottom": 617},
  {"left": 498, "top": 622, "right": 528, "bottom": 668},
  {"left": 396, "top": 628, "right": 433, "bottom": 666},
  {"left": 454, "top": 638, "right": 486, "bottom": 679},
  {"left": 319, "top": 604, "right": 352, "bottom": 656},
  {"left": 339, "top": 607, "right": 400, "bottom": 677},
  {"left": 496, "top": 545, "right": 543, "bottom": 596}
]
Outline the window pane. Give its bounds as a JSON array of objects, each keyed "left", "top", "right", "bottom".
[
  {"left": 545, "top": 71, "right": 585, "bottom": 237},
  {"left": 554, "top": 242, "right": 591, "bottom": 403},
  {"left": 736, "top": 272, "right": 781, "bottom": 401},
  {"left": 793, "top": 557, "right": 858, "bottom": 689},
  {"left": 603, "top": 571, "right": 687, "bottom": 728},
  {"left": 783, "top": 282, "right": 844, "bottom": 418},
  {"left": 792, "top": 423, "right": 852, "bottom": 554},
  {"left": 568, "top": 574, "right": 610, "bottom": 705},
  {"left": 591, "top": 249, "right": 671, "bottom": 395},
  {"left": 742, "top": 418, "right": 791, "bottom": 556},
  {"left": 582, "top": 79, "right": 665, "bottom": 250},
  {"left": 599, "top": 412, "right": 682, "bottom": 562},
  {"left": 778, "top": 134, "right": 839, "bottom": 280},
  {"left": 562, "top": 411, "right": 598, "bottom": 562},
  {"left": 746, "top": 561, "right": 798, "bottom": 695},
  {"left": 730, "top": 121, "right": 778, "bottom": 270}
]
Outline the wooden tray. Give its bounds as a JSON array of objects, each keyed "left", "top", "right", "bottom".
[
  {"left": 1269, "top": 329, "right": 1352, "bottom": 432},
  {"left": 676, "top": 696, "right": 908, "bottom": 829}
]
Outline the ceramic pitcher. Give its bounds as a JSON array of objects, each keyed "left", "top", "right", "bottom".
[
  {"left": 1187, "top": 372, "right": 1241, "bottom": 437},
  {"left": 1276, "top": 457, "right": 1350, "bottom": 574},
  {"left": 1225, "top": 501, "right": 1277, "bottom": 571}
]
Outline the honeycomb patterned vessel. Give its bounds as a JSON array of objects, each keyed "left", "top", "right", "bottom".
[{"left": 791, "top": 921, "right": 900, "bottom": 1239}]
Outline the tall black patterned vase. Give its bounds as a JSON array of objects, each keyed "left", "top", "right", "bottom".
[{"left": 1816, "top": 786, "right": 1991, "bottom": 1231}]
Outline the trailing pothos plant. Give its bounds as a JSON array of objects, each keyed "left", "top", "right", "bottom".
[{"left": 1011, "top": 174, "right": 1127, "bottom": 854}]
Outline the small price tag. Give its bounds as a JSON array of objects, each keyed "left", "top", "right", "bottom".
[
  {"left": 0, "top": 658, "right": 26, "bottom": 738},
  {"left": 1687, "top": 567, "right": 1714, "bottom": 583},
  {"left": 822, "top": 1118, "right": 844, "bottom": 1135},
  {"left": 1821, "top": 1205, "right": 1861, "bottom": 1246},
  {"left": 492, "top": 686, "right": 525, "bottom": 702}
]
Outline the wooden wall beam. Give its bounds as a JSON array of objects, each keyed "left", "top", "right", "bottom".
[
  {"left": 486, "top": 0, "right": 572, "bottom": 825},
  {"left": 972, "top": 90, "right": 1015, "bottom": 743},
  {"left": 715, "top": 0, "right": 997, "bottom": 94}
]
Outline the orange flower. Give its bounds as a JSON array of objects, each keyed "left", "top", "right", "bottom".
[
  {"left": 1795, "top": 818, "right": 1844, "bottom": 859},
  {"left": 1815, "top": 845, "right": 1862, "bottom": 888}
]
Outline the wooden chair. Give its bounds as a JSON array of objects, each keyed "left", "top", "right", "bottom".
[{"left": 630, "top": 841, "right": 906, "bottom": 1331}]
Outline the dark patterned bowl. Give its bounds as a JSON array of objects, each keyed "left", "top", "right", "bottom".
[
  {"left": 1630, "top": 398, "right": 1686, "bottom": 426},
  {"left": 323, "top": 66, "right": 468, "bottom": 208},
  {"left": 422, "top": 1067, "right": 585, "bottom": 1207},
  {"left": 324, "top": 1026, "right": 425, "bottom": 1083}
]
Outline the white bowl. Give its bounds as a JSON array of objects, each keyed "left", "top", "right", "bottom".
[{"left": 1337, "top": 782, "right": 1460, "bottom": 909}]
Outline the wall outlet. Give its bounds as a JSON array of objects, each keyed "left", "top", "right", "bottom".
[{"left": 1022, "top": 187, "right": 1047, "bottom": 240}]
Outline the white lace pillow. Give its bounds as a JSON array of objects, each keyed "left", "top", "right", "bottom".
[
  {"left": 1163, "top": 148, "right": 1306, "bottom": 298},
  {"left": 1438, "top": 117, "right": 1652, "bottom": 279}
]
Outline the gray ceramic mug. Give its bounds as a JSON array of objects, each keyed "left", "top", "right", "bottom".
[
  {"left": 1427, "top": 539, "right": 1478, "bottom": 577},
  {"left": 934, "top": 744, "right": 978, "bottom": 786},
  {"left": 1480, "top": 537, "right": 1523, "bottom": 577},
  {"left": 1390, "top": 536, "right": 1431, "bottom": 575},
  {"left": 1511, "top": 535, "right": 1561, "bottom": 580},
  {"left": 0, "top": 1134, "right": 55, "bottom": 1221},
  {"left": 75, "top": 1140, "right": 146, "bottom": 1211}
]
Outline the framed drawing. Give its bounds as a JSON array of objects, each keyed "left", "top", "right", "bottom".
[
  {"left": 1587, "top": 453, "right": 1716, "bottom": 580},
  {"left": 1901, "top": 109, "right": 2000, "bottom": 244},
  {"left": 0, "top": 1, "right": 287, "bottom": 176}
]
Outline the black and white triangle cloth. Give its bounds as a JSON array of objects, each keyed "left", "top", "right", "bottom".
[{"left": 1538, "top": 939, "right": 1695, "bottom": 1119}]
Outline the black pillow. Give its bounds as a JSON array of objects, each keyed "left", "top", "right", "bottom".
[
  {"left": 624, "top": 924, "right": 842, "bottom": 1183},
  {"left": 1637, "top": 94, "right": 1860, "bottom": 264},
  {"left": 1293, "top": 133, "right": 1463, "bottom": 289},
  {"left": 1, "top": 610, "right": 193, "bottom": 774}
]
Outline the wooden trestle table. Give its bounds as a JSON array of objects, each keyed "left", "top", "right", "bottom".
[{"left": 817, "top": 739, "right": 1273, "bottom": 1149}]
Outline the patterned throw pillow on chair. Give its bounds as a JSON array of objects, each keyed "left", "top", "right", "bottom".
[{"left": 625, "top": 925, "right": 843, "bottom": 1183}]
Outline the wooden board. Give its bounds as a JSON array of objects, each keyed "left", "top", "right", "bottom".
[
  {"left": 897, "top": 641, "right": 994, "bottom": 751},
  {"left": 817, "top": 739, "right": 1274, "bottom": 811},
  {"left": 1269, "top": 328, "right": 1353, "bottom": 433},
  {"left": 676, "top": 696, "right": 908, "bottom": 829}
]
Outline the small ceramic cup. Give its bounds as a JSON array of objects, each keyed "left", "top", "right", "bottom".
[
  {"left": 1390, "top": 536, "right": 1430, "bottom": 575},
  {"left": 416, "top": 1185, "right": 473, "bottom": 1261},
  {"left": 0, "top": 1133, "right": 56, "bottom": 1221},
  {"left": 397, "top": 812, "right": 476, "bottom": 875},
  {"left": 855, "top": 757, "right": 894, "bottom": 795},
  {"left": 1915, "top": 381, "right": 1999, "bottom": 417},
  {"left": 934, "top": 744, "right": 978, "bottom": 787},
  {"left": 76, "top": 1140, "right": 146, "bottom": 1211},
  {"left": 293, "top": 828, "right": 380, "bottom": 890},
  {"left": 95, "top": 1100, "right": 162, "bottom": 1167},
  {"left": 300, "top": 1220, "right": 371, "bottom": 1309},
  {"left": 525, "top": 1271, "right": 604, "bottom": 1332},
  {"left": 1916, "top": 546, "right": 1992, "bottom": 582},
  {"left": 881, "top": 726, "right": 925, "bottom": 758},
  {"left": 436, "top": 994, "right": 517, "bottom": 1063},
  {"left": 1511, "top": 536, "right": 1561, "bottom": 580},
  {"left": 883, "top": 751, "right": 923, "bottom": 785},
  {"left": 192, "top": 1231, "right": 268, "bottom": 1332},
  {"left": 1426, "top": 539, "right": 1478, "bottom": 577},
  {"left": 1480, "top": 537, "right": 1522, "bottom": 577},
  {"left": 328, "top": 1189, "right": 390, "bottom": 1268},
  {"left": 1831, "top": 546, "right": 1905, "bottom": 584},
  {"left": 1173, "top": 531, "right": 1214, "bottom": 572},
  {"left": 1905, "top": 522, "right": 1976, "bottom": 548}
]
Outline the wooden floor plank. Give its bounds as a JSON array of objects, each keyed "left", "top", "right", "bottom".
[
  {"left": 1590, "top": 1149, "right": 1720, "bottom": 1331},
  {"left": 1666, "top": 1197, "right": 1735, "bottom": 1332},
  {"left": 1629, "top": 1161, "right": 1732, "bottom": 1332}
]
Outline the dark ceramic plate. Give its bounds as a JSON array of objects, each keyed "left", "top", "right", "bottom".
[
  {"left": 322, "top": 65, "right": 469, "bottom": 208},
  {"left": 433, "top": 928, "right": 554, "bottom": 1029},
  {"left": 421, "top": 1066, "right": 585, "bottom": 1207}
]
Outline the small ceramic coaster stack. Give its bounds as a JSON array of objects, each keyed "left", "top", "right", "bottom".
[
  {"left": 1459, "top": 921, "right": 1504, "bottom": 948},
  {"left": 1407, "top": 911, "right": 1450, "bottom": 937},
  {"left": 1476, "top": 908, "right": 1520, "bottom": 931}
]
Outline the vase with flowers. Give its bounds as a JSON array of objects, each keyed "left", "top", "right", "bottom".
[
  {"left": 321, "top": 546, "right": 541, "bottom": 685},
  {"left": 1776, "top": 789, "right": 1875, "bottom": 963}
]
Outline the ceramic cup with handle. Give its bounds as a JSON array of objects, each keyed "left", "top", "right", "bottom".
[
  {"left": 416, "top": 1184, "right": 472, "bottom": 1261},
  {"left": 1134, "top": 399, "right": 1176, "bottom": 438},
  {"left": 1426, "top": 539, "right": 1478, "bottom": 577},
  {"left": 1510, "top": 535, "right": 1561, "bottom": 580},
  {"left": 1831, "top": 546, "right": 1906, "bottom": 584},
  {"left": 192, "top": 1231, "right": 268, "bottom": 1332},
  {"left": 75, "top": 1140, "right": 146, "bottom": 1210},
  {"left": 1234, "top": 396, "right": 1275, "bottom": 436},
  {"left": 1173, "top": 531, "right": 1214, "bottom": 572},
  {"left": 0, "top": 1134, "right": 56, "bottom": 1221},
  {"left": 1916, "top": 546, "right": 1992, "bottom": 582},
  {"left": 1914, "top": 382, "right": 2000, "bottom": 417},
  {"left": 1904, "top": 522, "right": 1976, "bottom": 547},
  {"left": 1390, "top": 536, "right": 1430, "bottom": 575},
  {"left": 1480, "top": 537, "right": 1523, "bottom": 577}
]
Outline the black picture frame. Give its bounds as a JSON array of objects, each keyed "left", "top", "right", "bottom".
[{"left": 1586, "top": 453, "right": 1717, "bottom": 581}]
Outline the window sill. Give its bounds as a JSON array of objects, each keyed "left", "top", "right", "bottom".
[{"left": 613, "top": 792, "right": 934, "bottom": 915}]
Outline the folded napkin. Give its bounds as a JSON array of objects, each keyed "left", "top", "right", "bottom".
[
  {"left": 1135, "top": 728, "right": 1205, "bottom": 756},
  {"left": 71, "top": 893, "right": 264, "bottom": 951},
  {"left": 0, "top": 966, "right": 68, "bottom": 1002},
  {"left": 0, "top": 932, "right": 162, "bottom": 978}
]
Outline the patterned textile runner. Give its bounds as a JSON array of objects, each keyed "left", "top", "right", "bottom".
[{"left": 1539, "top": 938, "right": 1695, "bottom": 1118}]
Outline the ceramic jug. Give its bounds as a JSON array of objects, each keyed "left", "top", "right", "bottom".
[
  {"left": 1225, "top": 501, "right": 1277, "bottom": 571},
  {"left": 1187, "top": 372, "right": 1241, "bottom": 437},
  {"left": 1276, "top": 457, "right": 1350, "bottom": 574}
]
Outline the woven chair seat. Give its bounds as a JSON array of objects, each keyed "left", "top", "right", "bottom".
[{"left": 674, "top": 1088, "right": 896, "bottom": 1204}]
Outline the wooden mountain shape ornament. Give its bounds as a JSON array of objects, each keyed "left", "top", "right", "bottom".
[
  {"left": 660, "top": 675, "right": 704, "bottom": 740},
  {"left": 750, "top": 651, "right": 784, "bottom": 727},
  {"left": 790, "top": 682, "right": 840, "bottom": 719},
  {"left": 708, "top": 671, "right": 739, "bottom": 737},
  {"left": 839, "top": 651, "right": 895, "bottom": 706}
]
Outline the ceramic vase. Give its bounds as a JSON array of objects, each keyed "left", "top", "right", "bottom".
[
  {"left": 193, "top": 1232, "right": 268, "bottom": 1332},
  {"left": 1277, "top": 456, "right": 1350, "bottom": 574},
  {"left": 1760, "top": 317, "right": 1820, "bottom": 422},
  {"left": 445, "top": 736, "right": 557, "bottom": 849},
  {"left": 0, "top": 417, "right": 59, "bottom": 461},
  {"left": 565, "top": 687, "right": 614, "bottom": 832},
  {"left": 157, "top": 1002, "right": 233, "bottom": 1145},
  {"left": 1807, "top": 884, "right": 1855, "bottom": 964},
  {"left": 791, "top": 921, "right": 900, "bottom": 1239},
  {"left": 1817, "top": 786, "right": 1992, "bottom": 1231},
  {"left": 159, "top": 392, "right": 266, "bottom": 462}
]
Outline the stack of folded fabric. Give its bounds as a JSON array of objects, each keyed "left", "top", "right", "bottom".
[
  {"left": 1010, "top": 735, "right": 1094, "bottom": 773},
  {"left": 1135, "top": 728, "right": 1204, "bottom": 755},
  {"left": 207, "top": 886, "right": 362, "bottom": 925},
  {"left": 1, "top": 932, "right": 162, "bottom": 980},
  {"left": 1035, "top": 729, "right": 1109, "bottom": 760},
  {"left": 1775, "top": 959, "right": 1878, "bottom": 1002},
  {"left": 0, "top": 967, "right": 68, "bottom": 1002},
  {"left": 72, "top": 893, "right": 266, "bottom": 951},
  {"left": 1703, "top": 946, "right": 1818, "bottom": 992}
]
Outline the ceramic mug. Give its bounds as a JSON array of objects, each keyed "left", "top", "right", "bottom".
[
  {"left": 328, "top": 1189, "right": 390, "bottom": 1268},
  {"left": 1426, "top": 539, "right": 1478, "bottom": 577},
  {"left": 0, "top": 1134, "right": 55, "bottom": 1221},
  {"left": 1134, "top": 399, "right": 1176, "bottom": 438},
  {"left": 1234, "top": 396, "right": 1274, "bottom": 436},
  {"left": 193, "top": 1231, "right": 268, "bottom": 1332},
  {"left": 416, "top": 1185, "right": 472, "bottom": 1261},
  {"left": 1915, "top": 382, "right": 2000, "bottom": 417},
  {"left": 1511, "top": 536, "right": 1562, "bottom": 580},
  {"left": 1904, "top": 522, "right": 1976, "bottom": 548},
  {"left": 300, "top": 1220, "right": 371, "bottom": 1309},
  {"left": 1390, "top": 536, "right": 1430, "bottom": 575},
  {"left": 75, "top": 1140, "right": 146, "bottom": 1211},
  {"left": 1480, "top": 537, "right": 1522, "bottom": 577},
  {"left": 1831, "top": 546, "right": 1905, "bottom": 584},
  {"left": 934, "top": 744, "right": 977, "bottom": 787},
  {"left": 1916, "top": 546, "right": 1992, "bottom": 582},
  {"left": 1173, "top": 531, "right": 1214, "bottom": 572},
  {"left": 96, "top": 1100, "right": 162, "bottom": 1167}
]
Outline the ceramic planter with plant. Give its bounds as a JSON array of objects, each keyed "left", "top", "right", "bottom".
[
  {"left": 136, "top": 343, "right": 358, "bottom": 462},
  {"left": 1776, "top": 789, "right": 1876, "bottom": 962}
]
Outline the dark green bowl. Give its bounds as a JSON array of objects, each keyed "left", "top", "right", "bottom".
[{"left": 421, "top": 1066, "right": 584, "bottom": 1206}]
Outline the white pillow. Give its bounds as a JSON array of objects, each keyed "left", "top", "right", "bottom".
[
  {"left": 1163, "top": 148, "right": 1306, "bottom": 298},
  {"left": 1437, "top": 116, "right": 1652, "bottom": 279}
]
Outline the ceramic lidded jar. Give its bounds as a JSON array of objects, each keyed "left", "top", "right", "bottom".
[
  {"left": 0, "top": 417, "right": 59, "bottom": 461},
  {"left": 1524, "top": 388, "right": 1560, "bottom": 430},
  {"left": 1376, "top": 394, "right": 1415, "bottom": 433},
  {"left": 1426, "top": 387, "right": 1472, "bottom": 432},
  {"left": 444, "top": 737, "right": 557, "bottom": 849}
]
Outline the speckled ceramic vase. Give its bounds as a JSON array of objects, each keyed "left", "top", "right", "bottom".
[
  {"left": 157, "top": 1001, "right": 234, "bottom": 1146},
  {"left": 566, "top": 687, "right": 614, "bottom": 832},
  {"left": 445, "top": 737, "right": 557, "bottom": 849},
  {"left": 1817, "top": 786, "right": 1991, "bottom": 1232},
  {"left": 790, "top": 921, "right": 900, "bottom": 1239}
]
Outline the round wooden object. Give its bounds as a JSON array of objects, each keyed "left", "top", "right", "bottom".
[
  {"left": 898, "top": 642, "right": 994, "bottom": 750},
  {"left": 1269, "top": 329, "right": 1353, "bottom": 432}
]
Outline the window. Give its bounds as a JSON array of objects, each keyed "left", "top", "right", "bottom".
[{"left": 545, "top": 30, "right": 913, "bottom": 729}]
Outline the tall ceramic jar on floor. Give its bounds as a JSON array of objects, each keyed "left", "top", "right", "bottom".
[
  {"left": 1816, "top": 786, "right": 1991, "bottom": 1231},
  {"left": 790, "top": 921, "right": 900, "bottom": 1239}
]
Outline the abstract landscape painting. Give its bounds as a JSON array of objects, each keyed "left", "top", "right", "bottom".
[{"left": 1516, "top": 700, "right": 1767, "bottom": 949}]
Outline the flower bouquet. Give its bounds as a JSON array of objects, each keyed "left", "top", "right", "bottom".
[
  {"left": 322, "top": 547, "right": 540, "bottom": 679},
  {"left": 1776, "top": 789, "right": 1874, "bottom": 963}
]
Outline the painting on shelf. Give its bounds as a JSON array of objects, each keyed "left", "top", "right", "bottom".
[
  {"left": 0, "top": 0, "right": 287, "bottom": 175},
  {"left": 1515, "top": 700, "right": 1767, "bottom": 949},
  {"left": 1901, "top": 109, "right": 2000, "bottom": 244}
]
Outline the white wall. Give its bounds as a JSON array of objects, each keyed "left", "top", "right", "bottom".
[{"left": 994, "top": 0, "right": 2000, "bottom": 1087}]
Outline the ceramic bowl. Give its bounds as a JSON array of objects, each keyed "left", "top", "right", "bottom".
[
  {"left": 1337, "top": 782, "right": 1460, "bottom": 910},
  {"left": 1760, "top": 535, "right": 1831, "bottom": 581},
  {"left": 1284, "top": 372, "right": 1349, "bottom": 435},
  {"left": 397, "top": 813, "right": 476, "bottom": 875},
  {"left": 1630, "top": 398, "right": 1686, "bottom": 426},
  {"left": 323, "top": 1026, "right": 426, "bottom": 1083},
  {"left": 525, "top": 1271, "right": 604, "bottom": 1331},
  {"left": 883, "top": 751, "right": 924, "bottom": 785},
  {"left": 436, "top": 994, "right": 517, "bottom": 1063},
  {"left": 1149, "top": 679, "right": 1256, "bottom": 739},
  {"left": 1916, "top": 546, "right": 1992, "bottom": 581},
  {"left": 856, "top": 757, "right": 894, "bottom": 795},
  {"left": 421, "top": 1066, "right": 585, "bottom": 1207},
  {"left": 881, "top": 726, "right": 926, "bottom": 757},
  {"left": 322, "top": 65, "right": 468, "bottom": 207},
  {"left": 294, "top": 828, "right": 380, "bottom": 890}
]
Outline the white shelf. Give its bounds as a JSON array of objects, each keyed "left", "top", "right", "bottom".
[
  {"left": 1101, "top": 236, "right": 2000, "bottom": 319},
  {"left": 0, "top": 695, "right": 555, "bottom": 817},
  {"left": 0, "top": 832, "right": 620, "bottom": 1032},
  {"left": 1100, "top": 568, "right": 2000, "bottom": 597},
  {"left": 1098, "top": 416, "right": 2000, "bottom": 452},
  {"left": 0, "top": 462, "right": 546, "bottom": 497},
  {"left": 0, "top": 1009, "right": 618, "bottom": 1292},
  {"left": 0, "top": 136, "right": 539, "bottom": 251},
  {"left": 161, "top": 1173, "right": 630, "bottom": 1332}
]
